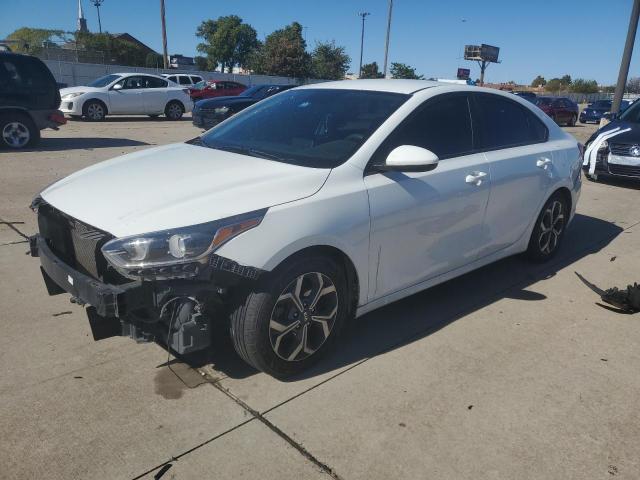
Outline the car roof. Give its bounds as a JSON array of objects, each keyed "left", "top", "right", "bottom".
[
  {"left": 113, "top": 72, "right": 165, "bottom": 79},
  {"left": 296, "top": 79, "right": 443, "bottom": 94}
]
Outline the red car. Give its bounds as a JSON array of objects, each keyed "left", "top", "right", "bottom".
[
  {"left": 189, "top": 80, "right": 246, "bottom": 100},
  {"left": 534, "top": 96, "right": 579, "bottom": 126}
]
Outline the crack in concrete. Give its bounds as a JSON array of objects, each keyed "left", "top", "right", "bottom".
[
  {"left": 0, "top": 240, "right": 28, "bottom": 247},
  {"left": 0, "top": 218, "right": 30, "bottom": 240}
]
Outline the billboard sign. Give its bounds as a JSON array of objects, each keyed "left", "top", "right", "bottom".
[
  {"left": 457, "top": 68, "right": 470, "bottom": 80},
  {"left": 480, "top": 44, "right": 500, "bottom": 63}
]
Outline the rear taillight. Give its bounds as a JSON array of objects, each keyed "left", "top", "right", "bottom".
[{"left": 49, "top": 112, "right": 67, "bottom": 125}]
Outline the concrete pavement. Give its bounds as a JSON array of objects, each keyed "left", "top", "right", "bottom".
[{"left": 1, "top": 117, "right": 639, "bottom": 479}]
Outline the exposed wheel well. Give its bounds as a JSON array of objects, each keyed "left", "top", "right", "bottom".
[
  {"left": 555, "top": 186, "right": 572, "bottom": 213},
  {"left": 274, "top": 245, "right": 360, "bottom": 317},
  {"left": 82, "top": 98, "right": 108, "bottom": 115},
  {"left": 0, "top": 107, "right": 32, "bottom": 120}
]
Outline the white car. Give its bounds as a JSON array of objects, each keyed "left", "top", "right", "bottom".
[
  {"left": 59, "top": 73, "right": 193, "bottom": 121},
  {"left": 161, "top": 73, "right": 203, "bottom": 86},
  {"left": 31, "top": 80, "right": 581, "bottom": 377}
]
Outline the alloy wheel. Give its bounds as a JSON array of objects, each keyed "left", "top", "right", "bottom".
[
  {"left": 167, "top": 103, "right": 182, "bottom": 119},
  {"left": 86, "top": 103, "right": 105, "bottom": 120},
  {"left": 538, "top": 200, "right": 565, "bottom": 255},
  {"left": 2, "top": 121, "right": 30, "bottom": 148},
  {"left": 269, "top": 272, "right": 338, "bottom": 362}
]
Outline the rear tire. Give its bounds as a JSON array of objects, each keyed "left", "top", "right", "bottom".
[
  {"left": 164, "top": 101, "right": 184, "bottom": 120},
  {"left": 526, "top": 192, "right": 569, "bottom": 262},
  {"left": 0, "top": 113, "right": 39, "bottom": 149},
  {"left": 230, "top": 255, "right": 348, "bottom": 378},
  {"left": 569, "top": 114, "right": 577, "bottom": 126}
]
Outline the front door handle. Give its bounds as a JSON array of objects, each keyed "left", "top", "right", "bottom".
[
  {"left": 536, "top": 158, "right": 552, "bottom": 168},
  {"left": 465, "top": 171, "right": 487, "bottom": 186}
]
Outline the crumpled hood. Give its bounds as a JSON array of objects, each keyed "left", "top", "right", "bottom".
[
  {"left": 59, "top": 86, "right": 103, "bottom": 96},
  {"left": 41, "top": 143, "right": 330, "bottom": 237}
]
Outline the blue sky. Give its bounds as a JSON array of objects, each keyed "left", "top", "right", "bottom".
[{"left": 1, "top": 0, "right": 639, "bottom": 85}]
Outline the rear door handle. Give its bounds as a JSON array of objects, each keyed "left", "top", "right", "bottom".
[
  {"left": 536, "top": 158, "right": 552, "bottom": 168},
  {"left": 465, "top": 171, "right": 487, "bottom": 186}
]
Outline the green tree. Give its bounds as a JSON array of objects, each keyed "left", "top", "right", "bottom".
[
  {"left": 145, "top": 52, "right": 163, "bottom": 68},
  {"left": 360, "top": 62, "right": 384, "bottom": 79},
  {"left": 196, "top": 15, "right": 258, "bottom": 73},
  {"left": 531, "top": 75, "right": 546, "bottom": 87},
  {"left": 250, "top": 22, "right": 311, "bottom": 78},
  {"left": 74, "top": 32, "right": 148, "bottom": 66},
  {"left": 194, "top": 55, "right": 208, "bottom": 71},
  {"left": 560, "top": 74, "right": 572, "bottom": 87},
  {"left": 626, "top": 77, "right": 640, "bottom": 94},
  {"left": 390, "top": 62, "right": 424, "bottom": 79},
  {"left": 545, "top": 78, "right": 563, "bottom": 92},
  {"left": 570, "top": 78, "right": 599, "bottom": 94},
  {"left": 6, "top": 27, "right": 68, "bottom": 54},
  {"left": 310, "top": 41, "right": 350, "bottom": 80}
]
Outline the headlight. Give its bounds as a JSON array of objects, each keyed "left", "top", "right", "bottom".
[
  {"left": 599, "top": 140, "right": 608, "bottom": 150},
  {"left": 214, "top": 106, "right": 229, "bottom": 114},
  {"left": 101, "top": 209, "right": 266, "bottom": 279},
  {"left": 61, "top": 92, "right": 85, "bottom": 100}
]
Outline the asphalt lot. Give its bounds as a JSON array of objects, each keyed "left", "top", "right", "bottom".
[{"left": 2, "top": 116, "right": 640, "bottom": 479}]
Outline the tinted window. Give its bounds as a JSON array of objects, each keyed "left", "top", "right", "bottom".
[
  {"left": 178, "top": 76, "right": 191, "bottom": 85},
  {"left": 201, "top": 89, "right": 409, "bottom": 168},
  {"left": 620, "top": 100, "right": 640, "bottom": 122},
  {"left": 167, "top": 76, "right": 177, "bottom": 83},
  {"left": 375, "top": 94, "right": 473, "bottom": 161},
  {"left": 474, "top": 94, "right": 547, "bottom": 149},
  {"left": 536, "top": 97, "right": 553, "bottom": 106},
  {"left": 190, "top": 76, "right": 202, "bottom": 83},
  {"left": 146, "top": 76, "right": 168, "bottom": 88},
  {"left": 115, "top": 76, "right": 147, "bottom": 89},
  {"left": 88, "top": 74, "right": 121, "bottom": 88},
  {"left": 0, "top": 55, "right": 57, "bottom": 109}
]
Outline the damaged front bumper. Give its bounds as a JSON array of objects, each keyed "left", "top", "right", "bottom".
[{"left": 30, "top": 234, "right": 264, "bottom": 354}]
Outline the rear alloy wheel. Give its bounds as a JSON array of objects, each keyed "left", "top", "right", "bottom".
[
  {"left": 0, "top": 114, "right": 39, "bottom": 149},
  {"left": 527, "top": 192, "right": 568, "bottom": 261},
  {"left": 83, "top": 100, "right": 106, "bottom": 121},
  {"left": 165, "top": 101, "right": 184, "bottom": 120},
  {"left": 230, "top": 255, "right": 348, "bottom": 378}
]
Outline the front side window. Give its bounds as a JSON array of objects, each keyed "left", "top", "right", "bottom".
[
  {"left": 474, "top": 93, "right": 547, "bottom": 149},
  {"left": 178, "top": 76, "right": 191, "bottom": 85},
  {"left": 190, "top": 76, "right": 203, "bottom": 84},
  {"left": 115, "top": 76, "right": 147, "bottom": 90},
  {"left": 201, "top": 89, "right": 409, "bottom": 168},
  {"left": 167, "top": 76, "right": 177, "bottom": 83},
  {"left": 374, "top": 94, "right": 474, "bottom": 162}
]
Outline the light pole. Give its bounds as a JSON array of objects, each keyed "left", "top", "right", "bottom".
[
  {"left": 160, "top": 0, "right": 169, "bottom": 69},
  {"left": 382, "top": 0, "right": 393, "bottom": 78},
  {"left": 358, "top": 12, "right": 370, "bottom": 78},
  {"left": 91, "top": 0, "right": 104, "bottom": 33},
  {"left": 612, "top": 0, "right": 640, "bottom": 114}
]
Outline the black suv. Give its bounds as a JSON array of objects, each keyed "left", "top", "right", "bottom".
[{"left": 0, "top": 52, "right": 66, "bottom": 148}]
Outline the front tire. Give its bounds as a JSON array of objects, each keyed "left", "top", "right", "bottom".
[
  {"left": 165, "top": 101, "right": 184, "bottom": 120},
  {"left": 83, "top": 100, "right": 106, "bottom": 121},
  {"left": 569, "top": 114, "right": 577, "bottom": 127},
  {"left": 230, "top": 255, "right": 348, "bottom": 378},
  {"left": 0, "top": 113, "right": 39, "bottom": 149},
  {"left": 526, "top": 192, "right": 569, "bottom": 262}
]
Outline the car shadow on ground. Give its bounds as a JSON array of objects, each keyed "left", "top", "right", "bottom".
[
  {"left": 15, "top": 137, "right": 151, "bottom": 152},
  {"left": 173, "top": 213, "right": 623, "bottom": 382},
  {"left": 591, "top": 176, "right": 640, "bottom": 191},
  {"left": 67, "top": 116, "right": 192, "bottom": 123}
]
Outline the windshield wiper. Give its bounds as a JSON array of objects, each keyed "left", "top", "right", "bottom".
[{"left": 208, "top": 144, "right": 287, "bottom": 162}]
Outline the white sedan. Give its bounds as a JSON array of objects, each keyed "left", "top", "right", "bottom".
[
  {"left": 59, "top": 73, "right": 193, "bottom": 121},
  {"left": 32, "top": 80, "right": 581, "bottom": 377}
]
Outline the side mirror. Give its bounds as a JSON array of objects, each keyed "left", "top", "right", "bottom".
[
  {"left": 112, "top": 83, "right": 123, "bottom": 91},
  {"left": 381, "top": 145, "right": 439, "bottom": 172}
]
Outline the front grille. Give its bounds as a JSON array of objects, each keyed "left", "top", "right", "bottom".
[
  {"left": 608, "top": 164, "right": 640, "bottom": 177},
  {"left": 609, "top": 143, "right": 639, "bottom": 156},
  {"left": 38, "top": 203, "right": 113, "bottom": 280}
]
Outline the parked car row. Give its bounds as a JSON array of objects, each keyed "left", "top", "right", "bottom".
[
  {"left": 534, "top": 96, "right": 579, "bottom": 126},
  {"left": 580, "top": 99, "right": 632, "bottom": 124}
]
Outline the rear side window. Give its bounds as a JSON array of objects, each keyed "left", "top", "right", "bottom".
[
  {"left": 376, "top": 94, "right": 474, "bottom": 161},
  {"left": 190, "top": 76, "right": 202, "bottom": 83},
  {"left": 178, "top": 76, "right": 191, "bottom": 85},
  {"left": 473, "top": 94, "right": 547, "bottom": 150},
  {"left": 167, "top": 76, "right": 177, "bottom": 83},
  {"left": 146, "top": 77, "right": 168, "bottom": 88}
]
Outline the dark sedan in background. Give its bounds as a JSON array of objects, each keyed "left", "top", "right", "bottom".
[
  {"left": 192, "top": 84, "right": 295, "bottom": 130},
  {"left": 535, "top": 96, "right": 579, "bottom": 126},
  {"left": 580, "top": 99, "right": 631, "bottom": 124}
]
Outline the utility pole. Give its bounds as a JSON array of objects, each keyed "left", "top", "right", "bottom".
[
  {"left": 160, "top": 0, "right": 169, "bottom": 69},
  {"left": 358, "top": 12, "right": 370, "bottom": 78},
  {"left": 92, "top": 0, "right": 104, "bottom": 33},
  {"left": 612, "top": 0, "right": 640, "bottom": 114},
  {"left": 383, "top": 0, "right": 393, "bottom": 78}
]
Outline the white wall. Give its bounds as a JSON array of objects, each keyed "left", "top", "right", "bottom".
[{"left": 43, "top": 59, "right": 325, "bottom": 88}]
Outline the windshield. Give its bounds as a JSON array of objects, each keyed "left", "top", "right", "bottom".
[
  {"left": 200, "top": 89, "right": 409, "bottom": 168},
  {"left": 241, "top": 85, "right": 267, "bottom": 98},
  {"left": 619, "top": 100, "right": 640, "bottom": 122},
  {"left": 535, "top": 97, "right": 553, "bottom": 106},
  {"left": 88, "top": 74, "right": 121, "bottom": 88}
]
